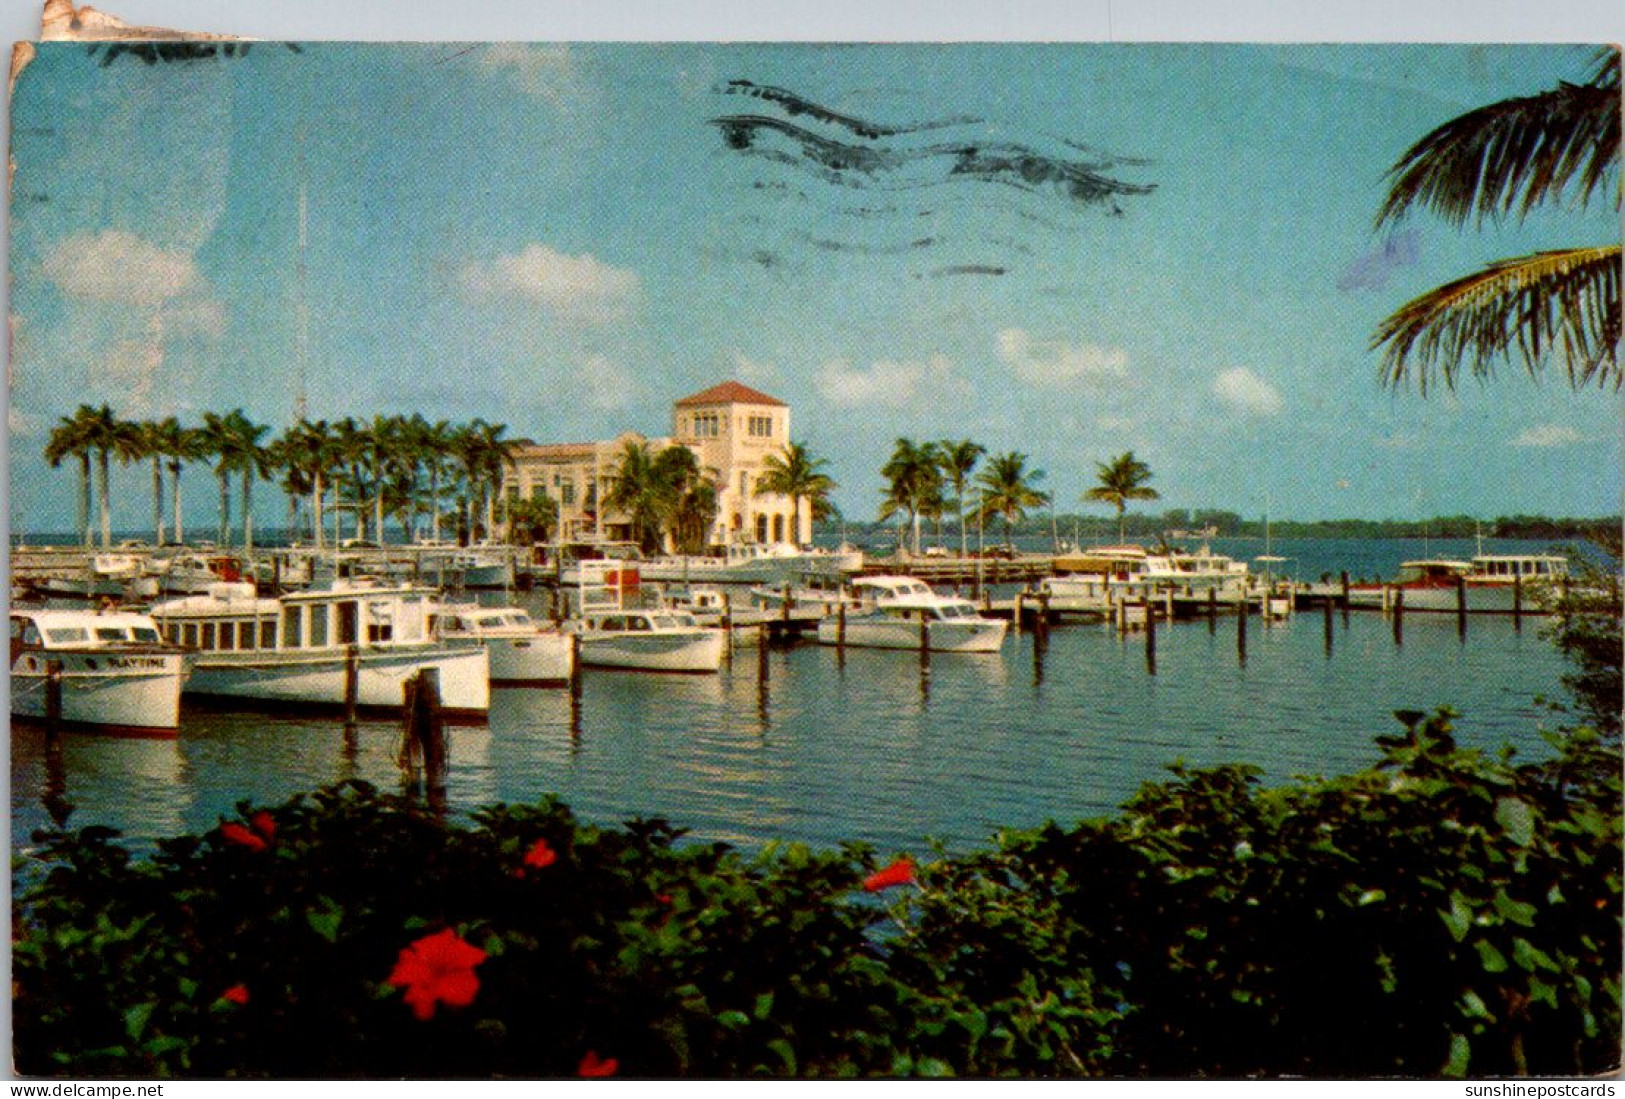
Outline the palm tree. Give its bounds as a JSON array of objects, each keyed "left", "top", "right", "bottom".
[
  {"left": 755, "top": 441, "right": 838, "bottom": 546},
  {"left": 150, "top": 417, "right": 204, "bottom": 546},
  {"left": 1085, "top": 451, "right": 1160, "bottom": 542},
  {"left": 199, "top": 412, "right": 239, "bottom": 547},
  {"left": 277, "top": 419, "right": 339, "bottom": 548},
  {"left": 198, "top": 409, "right": 269, "bottom": 550},
  {"left": 879, "top": 438, "right": 942, "bottom": 555},
  {"left": 936, "top": 439, "right": 985, "bottom": 559},
  {"left": 974, "top": 451, "right": 1047, "bottom": 548},
  {"left": 602, "top": 439, "right": 673, "bottom": 553},
  {"left": 410, "top": 415, "right": 457, "bottom": 543},
  {"left": 74, "top": 404, "right": 126, "bottom": 549},
  {"left": 43, "top": 409, "right": 96, "bottom": 547},
  {"left": 1373, "top": 48, "right": 1620, "bottom": 393},
  {"left": 332, "top": 417, "right": 370, "bottom": 543},
  {"left": 109, "top": 418, "right": 147, "bottom": 547},
  {"left": 654, "top": 446, "right": 721, "bottom": 554}
]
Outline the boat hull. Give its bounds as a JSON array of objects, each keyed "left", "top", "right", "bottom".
[
  {"left": 1346, "top": 582, "right": 1559, "bottom": 614},
  {"left": 485, "top": 633, "right": 574, "bottom": 685},
  {"left": 182, "top": 644, "right": 490, "bottom": 717},
  {"left": 816, "top": 617, "right": 1008, "bottom": 653},
  {"left": 577, "top": 630, "right": 725, "bottom": 673},
  {"left": 10, "top": 650, "right": 186, "bottom": 735}
]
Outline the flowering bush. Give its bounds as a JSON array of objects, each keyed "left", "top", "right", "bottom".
[{"left": 12, "top": 713, "right": 1620, "bottom": 1079}]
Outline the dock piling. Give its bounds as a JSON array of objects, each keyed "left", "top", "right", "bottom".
[
  {"left": 1392, "top": 588, "right": 1405, "bottom": 647},
  {"left": 757, "top": 624, "right": 769, "bottom": 683},
  {"left": 1322, "top": 596, "right": 1334, "bottom": 659},
  {"left": 1340, "top": 571, "right": 1351, "bottom": 626},
  {"left": 1144, "top": 605, "right": 1157, "bottom": 676},
  {"left": 1236, "top": 594, "right": 1248, "bottom": 666},
  {"left": 44, "top": 659, "right": 63, "bottom": 737},
  {"left": 342, "top": 644, "right": 360, "bottom": 728},
  {"left": 1512, "top": 576, "right": 1523, "bottom": 632},
  {"left": 1455, "top": 576, "right": 1468, "bottom": 642}
]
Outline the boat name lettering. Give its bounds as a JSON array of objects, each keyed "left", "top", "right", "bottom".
[{"left": 106, "top": 656, "right": 168, "bottom": 669}]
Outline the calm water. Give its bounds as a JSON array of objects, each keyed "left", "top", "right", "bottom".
[{"left": 11, "top": 571, "right": 1568, "bottom": 858}]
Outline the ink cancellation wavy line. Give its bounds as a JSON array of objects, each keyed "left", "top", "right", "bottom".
[
  {"left": 710, "top": 113, "right": 1156, "bottom": 210},
  {"left": 719, "top": 79, "right": 985, "bottom": 139}
]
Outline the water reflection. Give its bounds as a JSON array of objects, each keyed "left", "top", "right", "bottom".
[{"left": 11, "top": 610, "right": 1566, "bottom": 856}]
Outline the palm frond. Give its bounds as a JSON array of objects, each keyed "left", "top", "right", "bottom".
[
  {"left": 1373, "top": 245, "right": 1621, "bottom": 393},
  {"left": 1377, "top": 58, "right": 1620, "bottom": 228}
]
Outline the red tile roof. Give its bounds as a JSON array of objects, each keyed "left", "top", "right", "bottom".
[{"left": 674, "top": 380, "right": 786, "bottom": 408}]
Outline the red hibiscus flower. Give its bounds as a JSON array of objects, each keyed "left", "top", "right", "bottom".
[
  {"left": 250, "top": 811, "right": 276, "bottom": 842},
  {"left": 222, "top": 984, "right": 250, "bottom": 1005},
  {"left": 522, "top": 838, "right": 558, "bottom": 870},
  {"left": 387, "top": 928, "right": 488, "bottom": 1020},
  {"left": 863, "top": 857, "right": 916, "bottom": 892},
  {"left": 220, "top": 822, "right": 267, "bottom": 853},
  {"left": 578, "top": 1050, "right": 619, "bottom": 1077}
]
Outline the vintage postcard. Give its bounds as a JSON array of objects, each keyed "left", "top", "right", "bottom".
[{"left": 7, "top": 3, "right": 1621, "bottom": 1081}]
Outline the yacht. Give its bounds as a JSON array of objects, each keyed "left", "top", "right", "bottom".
[
  {"left": 1346, "top": 554, "right": 1567, "bottom": 613},
  {"left": 10, "top": 607, "right": 188, "bottom": 735},
  {"left": 639, "top": 542, "right": 863, "bottom": 585},
  {"left": 430, "top": 602, "right": 574, "bottom": 685},
  {"left": 149, "top": 580, "right": 490, "bottom": 719},
  {"left": 815, "top": 576, "right": 1007, "bottom": 653}
]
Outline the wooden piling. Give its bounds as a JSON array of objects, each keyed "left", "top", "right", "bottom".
[
  {"left": 1037, "top": 591, "right": 1051, "bottom": 636},
  {"left": 1512, "top": 575, "right": 1523, "bottom": 632},
  {"left": 1340, "top": 571, "right": 1351, "bottom": 626},
  {"left": 1392, "top": 588, "right": 1405, "bottom": 647},
  {"left": 343, "top": 644, "right": 360, "bottom": 727},
  {"left": 1207, "top": 586, "right": 1218, "bottom": 635},
  {"left": 919, "top": 615, "right": 931, "bottom": 656},
  {"left": 1236, "top": 595, "right": 1248, "bottom": 665},
  {"left": 1455, "top": 576, "right": 1468, "bottom": 642},
  {"left": 836, "top": 600, "right": 847, "bottom": 651},
  {"left": 44, "top": 659, "right": 63, "bottom": 736},
  {"left": 1012, "top": 592, "right": 1024, "bottom": 634},
  {"left": 757, "top": 624, "right": 769, "bottom": 682},
  {"left": 721, "top": 593, "right": 734, "bottom": 658},
  {"left": 568, "top": 633, "right": 583, "bottom": 696},
  {"left": 1144, "top": 604, "right": 1157, "bottom": 676},
  {"left": 1322, "top": 596, "right": 1333, "bottom": 659},
  {"left": 781, "top": 583, "right": 793, "bottom": 623}
]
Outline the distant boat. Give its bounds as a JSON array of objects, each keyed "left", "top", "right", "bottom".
[
  {"left": 1346, "top": 554, "right": 1568, "bottom": 613},
  {"left": 639, "top": 542, "right": 863, "bottom": 585},
  {"left": 149, "top": 580, "right": 490, "bottom": 719},
  {"left": 10, "top": 607, "right": 188, "bottom": 735},
  {"left": 816, "top": 575, "right": 1007, "bottom": 653}
]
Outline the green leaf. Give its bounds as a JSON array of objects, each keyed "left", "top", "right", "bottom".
[
  {"left": 1357, "top": 888, "right": 1387, "bottom": 906},
  {"left": 766, "top": 1038, "right": 798, "bottom": 1075},
  {"left": 307, "top": 899, "right": 343, "bottom": 943},
  {"left": 176, "top": 977, "right": 198, "bottom": 1001},
  {"left": 1444, "top": 1033, "right": 1471, "bottom": 1077},
  {"left": 1494, "top": 797, "right": 1536, "bottom": 846},
  {"left": 716, "top": 1009, "right": 750, "bottom": 1030},
  {"left": 1459, "top": 991, "right": 1496, "bottom": 1022},
  {"left": 752, "top": 991, "right": 775, "bottom": 1021},
  {"left": 1493, "top": 890, "right": 1537, "bottom": 928},
  {"left": 123, "top": 1002, "right": 156, "bottom": 1041},
  {"left": 1476, "top": 940, "right": 1508, "bottom": 973},
  {"left": 1441, "top": 893, "right": 1473, "bottom": 942},
  {"left": 1512, "top": 937, "right": 1560, "bottom": 973}
]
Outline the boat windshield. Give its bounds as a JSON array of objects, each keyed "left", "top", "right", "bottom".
[{"left": 45, "top": 627, "right": 88, "bottom": 644}]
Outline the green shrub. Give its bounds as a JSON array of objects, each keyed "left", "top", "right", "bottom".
[{"left": 13, "top": 712, "right": 1620, "bottom": 1078}]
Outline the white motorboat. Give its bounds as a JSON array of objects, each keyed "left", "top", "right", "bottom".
[
  {"left": 149, "top": 580, "right": 490, "bottom": 719},
  {"left": 153, "top": 552, "right": 250, "bottom": 597},
  {"left": 564, "top": 608, "right": 726, "bottom": 673},
  {"left": 815, "top": 576, "right": 1007, "bottom": 653},
  {"left": 749, "top": 571, "right": 860, "bottom": 616},
  {"left": 430, "top": 602, "right": 574, "bottom": 685},
  {"left": 10, "top": 608, "right": 188, "bottom": 735}
]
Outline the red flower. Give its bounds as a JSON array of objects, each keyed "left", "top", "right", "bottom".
[
  {"left": 578, "top": 1050, "right": 619, "bottom": 1078},
  {"left": 863, "top": 857, "right": 916, "bottom": 892},
  {"left": 250, "top": 811, "right": 276, "bottom": 842},
  {"left": 220, "top": 822, "right": 267, "bottom": 853},
  {"left": 654, "top": 893, "right": 673, "bottom": 906},
  {"left": 387, "top": 928, "right": 488, "bottom": 1020},
  {"left": 522, "top": 838, "right": 558, "bottom": 871},
  {"left": 222, "top": 984, "right": 250, "bottom": 1005}
]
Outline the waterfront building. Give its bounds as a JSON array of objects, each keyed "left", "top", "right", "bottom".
[{"left": 505, "top": 381, "right": 800, "bottom": 548}]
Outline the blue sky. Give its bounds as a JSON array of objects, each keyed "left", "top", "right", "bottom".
[{"left": 7, "top": 42, "right": 1620, "bottom": 532}]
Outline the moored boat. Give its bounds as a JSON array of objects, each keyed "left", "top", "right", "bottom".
[
  {"left": 430, "top": 602, "right": 574, "bottom": 685},
  {"left": 815, "top": 575, "right": 1007, "bottom": 653},
  {"left": 10, "top": 608, "right": 188, "bottom": 735},
  {"left": 149, "top": 580, "right": 490, "bottom": 719},
  {"left": 564, "top": 608, "right": 726, "bottom": 672},
  {"left": 1346, "top": 554, "right": 1567, "bottom": 613}
]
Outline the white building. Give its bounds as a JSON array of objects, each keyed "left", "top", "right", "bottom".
[{"left": 505, "top": 381, "right": 801, "bottom": 548}]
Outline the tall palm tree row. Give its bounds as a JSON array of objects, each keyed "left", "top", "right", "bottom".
[
  {"left": 1373, "top": 47, "right": 1620, "bottom": 393},
  {"left": 934, "top": 439, "right": 986, "bottom": 559},
  {"left": 879, "top": 438, "right": 943, "bottom": 556},
  {"left": 37, "top": 408, "right": 524, "bottom": 549},
  {"left": 1084, "top": 451, "right": 1160, "bottom": 542}
]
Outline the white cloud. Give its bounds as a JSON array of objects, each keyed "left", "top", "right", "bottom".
[
  {"left": 1512, "top": 423, "right": 1591, "bottom": 448},
  {"left": 1212, "top": 367, "right": 1283, "bottom": 417},
  {"left": 815, "top": 354, "right": 957, "bottom": 409},
  {"left": 996, "top": 328, "right": 1129, "bottom": 387},
  {"left": 460, "top": 244, "right": 641, "bottom": 325},
  {"left": 580, "top": 354, "right": 641, "bottom": 411},
  {"left": 41, "top": 231, "right": 198, "bottom": 306},
  {"left": 730, "top": 349, "right": 780, "bottom": 387},
  {"left": 477, "top": 45, "right": 588, "bottom": 107}
]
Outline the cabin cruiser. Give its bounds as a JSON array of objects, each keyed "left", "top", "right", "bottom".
[
  {"left": 816, "top": 575, "right": 1007, "bottom": 653},
  {"left": 430, "top": 602, "right": 574, "bottom": 685},
  {"left": 149, "top": 580, "right": 490, "bottom": 719},
  {"left": 10, "top": 608, "right": 188, "bottom": 735},
  {"left": 749, "top": 571, "right": 861, "bottom": 616},
  {"left": 563, "top": 608, "right": 726, "bottom": 672},
  {"left": 1346, "top": 554, "right": 1567, "bottom": 613}
]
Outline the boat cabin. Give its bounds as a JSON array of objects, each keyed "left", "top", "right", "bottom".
[
  {"left": 1392, "top": 560, "right": 1471, "bottom": 586},
  {"left": 11, "top": 610, "right": 165, "bottom": 658},
  {"left": 151, "top": 582, "right": 436, "bottom": 654},
  {"left": 581, "top": 610, "right": 702, "bottom": 632},
  {"left": 1470, "top": 555, "right": 1568, "bottom": 580}
]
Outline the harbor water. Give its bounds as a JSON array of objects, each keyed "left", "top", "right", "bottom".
[{"left": 11, "top": 543, "right": 1574, "bottom": 858}]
